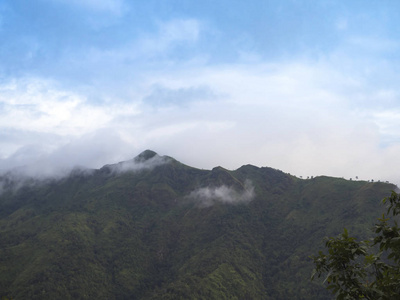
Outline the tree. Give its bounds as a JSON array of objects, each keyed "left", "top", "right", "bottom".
[{"left": 311, "top": 191, "right": 400, "bottom": 299}]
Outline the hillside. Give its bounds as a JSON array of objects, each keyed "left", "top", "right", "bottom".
[{"left": 0, "top": 150, "right": 396, "bottom": 299}]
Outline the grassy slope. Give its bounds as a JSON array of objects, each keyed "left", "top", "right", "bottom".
[{"left": 0, "top": 156, "right": 395, "bottom": 299}]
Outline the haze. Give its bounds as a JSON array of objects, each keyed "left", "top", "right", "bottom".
[{"left": 1, "top": 0, "right": 399, "bottom": 185}]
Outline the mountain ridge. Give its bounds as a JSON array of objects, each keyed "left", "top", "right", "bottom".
[{"left": 0, "top": 150, "right": 396, "bottom": 299}]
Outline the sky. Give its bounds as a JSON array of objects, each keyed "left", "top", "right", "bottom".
[{"left": 1, "top": 0, "right": 400, "bottom": 185}]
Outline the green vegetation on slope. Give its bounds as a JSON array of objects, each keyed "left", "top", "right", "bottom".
[
  {"left": 0, "top": 151, "right": 395, "bottom": 299},
  {"left": 312, "top": 191, "right": 400, "bottom": 299}
]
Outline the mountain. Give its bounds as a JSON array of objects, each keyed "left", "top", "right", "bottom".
[{"left": 0, "top": 150, "right": 396, "bottom": 299}]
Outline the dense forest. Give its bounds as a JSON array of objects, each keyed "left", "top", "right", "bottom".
[{"left": 0, "top": 150, "right": 395, "bottom": 299}]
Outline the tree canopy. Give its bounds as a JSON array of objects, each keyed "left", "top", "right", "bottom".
[{"left": 312, "top": 191, "right": 400, "bottom": 299}]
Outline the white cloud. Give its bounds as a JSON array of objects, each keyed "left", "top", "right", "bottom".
[
  {"left": 0, "top": 77, "right": 142, "bottom": 174},
  {"left": 188, "top": 180, "right": 255, "bottom": 207},
  {"left": 2, "top": 1, "right": 400, "bottom": 190},
  {"left": 0, "top": 77, "right": 140, "bottom": 136},
  {"left": 72, "top": 18, "right": 202, "bottom": 75},
  {"left": 1, "top": 54, "right": 400, "bottom": 186},
  {"left": 134, "top": 60, "right": 400, "bottom": 185},
  {"left": 103, "top": 153, "right": 170, "bottom": 175}
]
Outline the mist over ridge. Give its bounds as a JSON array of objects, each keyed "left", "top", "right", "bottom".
[
  {"left": 2, "top": 2, "right": 400, "bottom": 298},
  {"left": 2, "top": 0, "right": 400, "bottom": 190},
  {"left": 0, "top": 149, "right": 396, "bottom": 196},
  {"left": 0, "top": 148, "right": 397, "bottom": 299}
]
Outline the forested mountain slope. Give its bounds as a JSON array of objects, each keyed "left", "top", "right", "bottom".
[{"left": 0, "top": 150, "right": 395, "bottom": 299}]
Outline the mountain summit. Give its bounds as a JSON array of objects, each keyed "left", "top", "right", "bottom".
[
  {"left": 134, "top": 149, "right": 158, "bottom": 162},
  {"left": 0, "top": 151, "right": 395, "bottom": 299}
]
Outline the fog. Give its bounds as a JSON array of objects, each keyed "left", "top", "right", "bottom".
[
  {"left": 188, "top": 180, "right": 255, "bottom": 207},
  {"left": 102, "top": 153, "right": 171, "bottom": 175},
  {"left": 1, "top": 1, "right": 400, "bottom": 186}
]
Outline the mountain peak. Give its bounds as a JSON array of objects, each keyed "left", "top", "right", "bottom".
[{"left": 134, "top": 150, "right": 158, "bottom": 162}]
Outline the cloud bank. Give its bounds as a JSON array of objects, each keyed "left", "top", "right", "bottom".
[
  {"left": 1, "top": 1, "right": 400, "bottom": 186},
  {"left": 188, "top": 180, "right": 255, "bottom": 207},
  {"left": 0, "top": 151, "right": 170, "bottom": 196},
  {"left": 102, "top": 153, "right": 171, "bottom": 175},
  {"left": 1, "top": 59, "right": 400, "bottom": 185}
]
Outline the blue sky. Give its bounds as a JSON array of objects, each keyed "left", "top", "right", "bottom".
[{"left": 1, "top": 0, "right": 400, "bottom": 184}]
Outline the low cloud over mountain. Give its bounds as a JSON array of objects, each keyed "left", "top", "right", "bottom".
[{"left": 188, "top": 180, "right": 255, "bottom": 207}]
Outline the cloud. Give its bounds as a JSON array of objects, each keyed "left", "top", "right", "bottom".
[
  {"left": 83, "top": 18, "right": 201, "bottom": 62},
  {"left": 2, "top": 0, "right": 400, "bottom": 194},
  {"left": 2, "top": 56, "right": 400, "bottom": 186},
  {"left": 133, "top": 59, "right": 400, "bottom": 185},
  {"left": 0, "top": 76, "right": 140, "bottom": 151},
  {"left": 0, "top": 127, "right": 144, "bottom": 178},
  {"left": 0, "top": 76, "right": 144, "bottom": 180},
  {"left": 101, "top": 153, "right": 171, "bottom": 175},
  {"left": 188, "top": 180, "right": 255, "bottom": 207},
  {"left": 0, "top": 144, "right": 170, "bottom": 197},
  {"left": 1, "top": 13, "right": 400, "bottom": 186},
  {"left": 50, "top": 18, "right": 204, "bottom": 96}
]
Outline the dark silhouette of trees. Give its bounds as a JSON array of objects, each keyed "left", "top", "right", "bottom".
[{"left": 312, "top": 191, "right": 400, "bottom": 299}]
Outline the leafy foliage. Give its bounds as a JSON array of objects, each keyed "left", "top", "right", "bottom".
[
  {"left": 312, "top": 191, "right": 400, "bottom": 299},
  {"left": 0, "top": 151, "right": 396, "bottom": 299}
]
